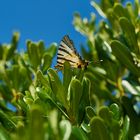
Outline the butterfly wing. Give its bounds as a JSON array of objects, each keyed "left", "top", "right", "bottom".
[{"left": 55, "top": 35, "right": 83, "bottom": 69}]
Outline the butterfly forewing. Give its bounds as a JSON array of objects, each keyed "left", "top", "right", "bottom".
[
  {"left": 62, "top": 35, "right": 76, "bottom": 51},
  {"left": 55, "top": 35, "right": 88, "bottom": 69}
]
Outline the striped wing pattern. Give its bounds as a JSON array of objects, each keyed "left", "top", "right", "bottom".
[{"left": 55, "top": 35, "right": 84, "bottom": 69}]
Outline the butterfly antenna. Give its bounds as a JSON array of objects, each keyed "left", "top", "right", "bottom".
[{"left": 89, "top": 59, "right": 103, "bottom": 64}]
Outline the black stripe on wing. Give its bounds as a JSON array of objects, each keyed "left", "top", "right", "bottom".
[
  {"left": 58, "top": 45, "right": 72, "bottom": 56},
  {"left": 56, "top": 61, "right": 63, "bottom": 66},
  {"left": 57, "top": 53, "right": 64, "bottom": 56},
  {"left": 62, "top": 35, "right": 76, "bottom": 51},
  {"left": 61, "top": 35, "right": 83, "bottom": 60},
  {"left": 57, "top": 56, "right": 76, "bottom": 64}
]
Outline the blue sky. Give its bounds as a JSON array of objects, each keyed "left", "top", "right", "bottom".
[
  {"left": 0, "top": 0, "right": 133, "bottom": 54},
  {"left": 0, "top": 0, "right": 97, "bottom": 53}
]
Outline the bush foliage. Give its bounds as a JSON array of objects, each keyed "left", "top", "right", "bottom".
[{"left": 0, "top": 0, "right": 140, "bottom": 140}]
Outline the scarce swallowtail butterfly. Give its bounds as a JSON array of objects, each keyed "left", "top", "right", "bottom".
[{"left": 55, "top": 35, "right": 89, "bottom": 70}]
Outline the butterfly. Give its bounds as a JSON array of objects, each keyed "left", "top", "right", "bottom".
[{"left": 55, "top": 35, "right": 89, "bottom": 70}]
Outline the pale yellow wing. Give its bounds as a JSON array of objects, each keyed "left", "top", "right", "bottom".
[{"left": 55, "top": 35, "right": 83, "bottom": 68}]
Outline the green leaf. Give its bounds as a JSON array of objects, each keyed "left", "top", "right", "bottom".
[
  {"left": 6, "top": 65, "right": 20, "bottom": 90},
  {"left": 121, "top": 96, "right": 138, "bottom": 122},
  {"left": 80, "top": 77, "right": 91, "bottom": 106},
  {"left": 0, "top": 84, "right": 13, "bottom": 101},
  {"left": 49, "top": 109, "right": 59, "bottom": 137},
  {"left": 70, "top": 126, "right": 88, "bottom": 140},
  {"left": 5, "top": 64, "right": 31, "bottom": 91},
  {"left": 110, "top": 103, "right": 121, "bottom": 120},
  {"left": 100, "top": 0, "right": 113, "bottom": 13},
  {"left": 122, "top": 80, "right": 139, "bottom": 95},
  {"left": 63, "top": 62, "right": 73, "bottom": 93},
  {"left": 73, "top": 68, "right": 85, "bottom": 81},
  {"left": 68, "top": 78, "right": 82, "bottom": 123},
  {"left": 126, "top": 2, "right": 136, "bottom": 24},
  {"left": 106, "top": 9, "right": 121, "bottom": 34},
  {"left": 48, "top": 68, "right": 68, "bottom": 109},
  {"left": 23, "top": 94, "right": 34, "bottom": 106},
  {"left": 60, "top": 120, "right": 72, "bottom": 140},
  {"left": 6, "top": 32, "right": 20, "bottom": 60},
  {"left": 81, "top": 122, "right": 91, "bottom": 133},
  {"left": 37, "top": 41, "right": 45, "bottom": 57},
  {"left": 121, "top": 115, "right": 130, "bottom": 140},
  {"left": 85, "top": 106, "right": 96, "bottom": 120},
  {"left": 82, "top": 77, "right": 91, "bottom": 106},
  {"left": 113, "top": 4, "right": 129, "bottom": 19},
  {"left": 121, "top": 96, "right": 139, "bottom": 137},
  {"left": 42, "top": 54, "right": 52, "bottom": 72},
  {"left": 77, "top": 77, "right": 91, "bottom": 124},
  {"left": 0, "top": 125, "right": 10, "bottom": 140},
  {"left": 98, "top": 106, "right": 112, "bottom": 126},
  {"left": 134, "top": 0, "right": 139, "bottom": 16},
  {"left": 73, "top": 13, "right": 95, "bottom": 37},
  {"left": 119, "top": 17, "right": 138, "bottom": 52},
  {"left": 111, "top": 121, "right": 121, "bottom": 140},
  {"left": 111, "top": 40, "right": 140, "bottom": 76},
  {"left": 17, "top": 95, "right": 29, "bottom": 113},
  {"left": 36, "top": 70, "right": 50, "bottom": 87},
  {"left": 29, "top": 105, "right": 44, "bottom": 140},
  {"left": 98, "top": 106, "right": 121, "bottom": 140},
  {"left": 36, "top": 87, "right": 52, "bottom": 101},
  {"left": 90, "top": 1, "right": 106, "bottom": 18},
  {"left": 46, "top": 43, "right": 57, "bottom": 58},
  {"left": 36, "top": 87, "right": 70, "bottom": 120},
  {"left": 27, "top": 41, "right": 41, "bottom": 69},
  {"left": 90, "top": 117, "right": 111, "bottom": 140},
  {"left": 0, "top": 110, "right": 16, "bottom": 131}
]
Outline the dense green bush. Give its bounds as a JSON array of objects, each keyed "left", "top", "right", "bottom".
[{"left": 0, "top": 0, "right": 140, "bottom": 140}]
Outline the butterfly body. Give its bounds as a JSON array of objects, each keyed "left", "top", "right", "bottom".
[{"left": 55, "top": 35, "right": 89, "bottom": 70}]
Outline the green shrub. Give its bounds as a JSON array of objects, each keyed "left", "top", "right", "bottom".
[{"left": 0, "top": 0, "right": 140, "bottom": 140}]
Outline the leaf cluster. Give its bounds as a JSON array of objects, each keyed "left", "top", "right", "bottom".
[{"left": 0, "top": 0, "right": 140, "bottom": 140}]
